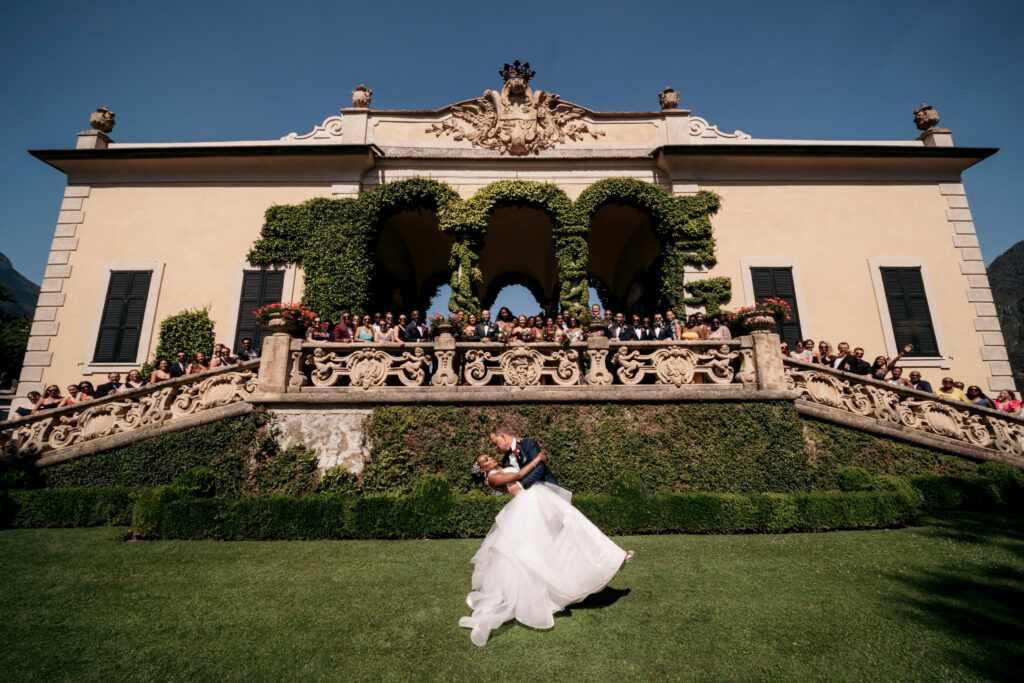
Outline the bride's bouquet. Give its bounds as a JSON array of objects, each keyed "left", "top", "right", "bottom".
[
  {"left": 520, "top": 328, "right": 538, "bottom": 343},
  {"left": 541, "top": 325, "right": 559, "bottom": 342},
  {"left": 497, "top": 329, "right": 513, "bottom": 345}
]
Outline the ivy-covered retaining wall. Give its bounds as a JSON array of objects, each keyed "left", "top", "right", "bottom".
[
  {"left": 18, "top": 402, "right": 980, "bottom": 498},
  {"left": 247, "top": 177, "right": 732, "bottom": 318}
]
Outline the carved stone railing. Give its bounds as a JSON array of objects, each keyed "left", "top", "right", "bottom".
[
  {"left": 785, "top": 357, "right": 1024, "bottom": 466},
  {"left": 283, "top": 336, "right": 759, "bottom": 391},
  {"left": 0, "top": 360, "right": 260, "bottom": 465}
]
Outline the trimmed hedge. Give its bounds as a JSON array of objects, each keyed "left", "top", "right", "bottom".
[
  {"left": 6, "top": 488, "right": 138, "bottom": 528},
  {"left": 129, "top": 480, "right": 916, "bottom": 541}
]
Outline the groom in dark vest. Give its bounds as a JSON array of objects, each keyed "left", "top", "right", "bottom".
[{"left": 488, "top": 424, "right": 557, "bottom": 489}]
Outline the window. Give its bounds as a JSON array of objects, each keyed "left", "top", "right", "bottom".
[
  {"left": 93, "top": 270, "right": 152, "bottom": 363},
  {"left": 233, "top": 269, "right": 285, "bottom": 353},
  {"left": 878, "top": 267, "right": 939, "bottom": 357},
  {"left": 749, "top": 266, "right": 803, "bottom": 347}
]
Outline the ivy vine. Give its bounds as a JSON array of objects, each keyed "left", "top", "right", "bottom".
[{"left": 248, "top": 177, "right": 724, "bottom": 318}]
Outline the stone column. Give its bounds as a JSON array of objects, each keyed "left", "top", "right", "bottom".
[
  {"left": 257, "top": 332, "right": 293, "bottom": 393},
  {"left": 432, "top": 333, "right": 459, "bottom": 387},
  {"left": 584, "top": 335, "right": 613, "bottom": 385},
  {"left": 749, "top": 332, "right": 788, "bottom": 391}
]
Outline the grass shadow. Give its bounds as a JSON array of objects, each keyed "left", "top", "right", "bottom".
[{"left": 886, "top": 513, "right": 1024, "bottom": 680}]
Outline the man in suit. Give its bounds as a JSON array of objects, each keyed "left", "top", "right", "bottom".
[
  {"left": 489, "top": 424, "right": 557, "bottom": 489},
  {"left": 908, "top": 370, "right": 933, "bottom": 393},
  {"left": 648, "top": 313, "right": 670, "bottom": 341},
  {"left": 169, "top": 351, "right": 190, "bottom": 378},
  {"left": 832, "top": 342, "right": 871, "bottom": 375},
  {"left": 237, "top": 338, "right": 259, "bottom": 360},
  {"left": 405, "top": 310, "right": 429, "bottom": 342},
  {"left": 94, "top": 372, "right": 122, "bottom": 399},
  {"left": 608, "top": 312, "right": 638, "bottom": 341},
  {"left": 475, "top": 308, "right": 498, "bottom": 342}
]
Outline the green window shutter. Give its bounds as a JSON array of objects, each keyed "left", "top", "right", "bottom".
[
  {"left": 93, "top": 270, "right": 152, "bottom": 363},
  {"left": 879, "top": 267, "right": 939, "bottom": 357},
  {"left": 233, "top": 270, "right": 285, "bottom": 353},
  {"left": 749, "top": 267, "right": 803, "bottom": 347}
]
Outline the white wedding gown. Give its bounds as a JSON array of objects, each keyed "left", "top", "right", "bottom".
[{"left": 458, "top": 476, "right": 626, "bottom": 646}]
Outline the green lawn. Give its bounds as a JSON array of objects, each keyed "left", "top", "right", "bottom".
[{"left": 3, "top": 513, "right": 1023, "bottom": 681}]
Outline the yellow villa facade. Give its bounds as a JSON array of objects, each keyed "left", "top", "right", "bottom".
[{"left": 14, "top": 66, "right": 1016, "bottom": 410}]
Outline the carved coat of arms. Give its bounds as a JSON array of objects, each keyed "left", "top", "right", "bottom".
[{"left": 428, "top": 61, "right": 604, "bottom": 155}]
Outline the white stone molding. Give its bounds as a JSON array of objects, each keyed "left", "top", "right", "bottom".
[
  {"left": 82, "top": 261, "right": 165, "bottom": 374},
  {"left": 281, "top": 115, "right": 344, "bottom": 142},
  {"left": 223, "top": 262, "right": 297, "bottom": 350},
  {"left": 867, "top": 257, "right": 949, "bottom": 369},
  {"left": 739, "top": 257, "right": 812, "bottom": 338},
  {"left": 688, "top": 116, "right": 750, "bottom": 140}
]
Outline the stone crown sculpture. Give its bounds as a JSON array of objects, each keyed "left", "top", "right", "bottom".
[
  {"left": 89, "top": 106, "right": 115, "bottom": 134},
  {"left": 428, "top": 61, "right": 603, "bottom": 155}
]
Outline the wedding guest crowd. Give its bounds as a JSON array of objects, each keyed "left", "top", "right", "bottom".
[{"left": 10, "top": 337, "right": 262, "bottom": 419}]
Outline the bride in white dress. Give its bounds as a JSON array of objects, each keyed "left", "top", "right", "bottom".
[{"left": 459, "top": 452, "right": 633, "bottom": 646}]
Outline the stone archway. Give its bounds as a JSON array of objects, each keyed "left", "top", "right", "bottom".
[
  {"left": 586, "top": 204, "right": 661, "bottom": 314},
  {"left": 373, "top": 208, "right": 454, "bottom": 312},
  {"left": 483, "top": 271, "right": 552, "bottom": 314}
]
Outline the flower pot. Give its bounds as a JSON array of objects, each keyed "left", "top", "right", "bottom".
[
  {"left": 267, "top": 313, "right": 303, "bottom": 337},
  {"left": 742, "top": 314, "right": 777, "bottom": 334},
  {"left": 588, "top": 321, "right": 609, "bottom": 334},
  {"left": 434, "top": 323, "right": 454, "bottom": 335}
]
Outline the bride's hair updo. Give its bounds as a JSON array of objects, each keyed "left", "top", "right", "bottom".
[{"left": 471, "top": 455, "right": 486, "bottom": 484}]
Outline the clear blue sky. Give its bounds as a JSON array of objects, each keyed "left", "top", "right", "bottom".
[{"left": 2, "top": 0, "right": 1021, "bottom": 315}]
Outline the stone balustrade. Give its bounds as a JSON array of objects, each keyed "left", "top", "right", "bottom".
[
  {"left": 283, "top": 335, "right": 758, "bottom": 390},
  {"left": 784, "top": 357, "right": 1024, "bottom": 466},
  {"left": 0, "top": 360, "right": 260, "bottom": 465}
]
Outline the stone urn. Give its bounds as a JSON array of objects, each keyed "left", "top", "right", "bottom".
[
  {"left": 351, "top": 85, "right": 372, "bottom": 109},
  {"left": 742, "top": 314, "right": 778, "bottom": 334},
  {"left": 266, "top": 313, "right": 303, "bottom": 337},
  {"left": 433, "top": 323, "right": 454, "bottom": 336}
]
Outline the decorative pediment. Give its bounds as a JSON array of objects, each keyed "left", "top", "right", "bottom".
[
  {"left": 426, "top": 60, "right": 604, "bottom": 155},
  {"left": 689, "top": 116, "right": 750, "bottom": 140}
]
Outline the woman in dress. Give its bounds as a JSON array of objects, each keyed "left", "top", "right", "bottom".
[
  {"left": 150, "top": 358, "right": 173, "bottom": 383},
  {"left": 815, "top": 341, "right": 834, "bottom": 366},
  {"left": 511, "top": 314, "right": 530, "bottom": 342},
  {"left": 355, "top": 315, "right": 376, "bottom": 343},
  {"left": 965, "top": 385, "right": 997, "bottom": 409},
  {"left": 459, "top": 451, "right": 632, "bottom": 647},
  {"left": 994, "top": 390, "right": 1022, "bottom": 415},
  {"left": 33, "top": 385, "right": 63, "bottom": 412},
  {"left": 564, "top": 316, "right": 584, "bottom": 342},
  {"left": 496, "top": 307, "right": 515, "bottom": 335},
  {"left": 376, "top": 318, "right": 403, "bottom": 343},
  {"left": 869, "top": 345, "right": 913, "bottom": 381},
  {"left": 77, "top": 381, "right": 95, "bottom": 401},
  {"left": 61, "top": 384, "right": 82, "bottom": 407},
  {"left": 463, "top": 312, "right": 478, "bottom": 341},
  {"left": 187, "top": 352, "right": 210, "bottom": 375},
  {"left": 118, "top": 369, "right": 147, "bottom": 392},
  {"left": 680, "top": 318, "right": 700, "bottom": 340}
]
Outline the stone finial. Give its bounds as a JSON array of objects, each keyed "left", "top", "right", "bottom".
[
  {"left": 659, "top": 87, "right": 679, "bottom": 111},
  {"left": 351, "top": 85, "right": 372, "bottom": 109},
  {"left": 913, "top": 103, "right": 940, "bottom": 131},
  {"left": 89, "top": 106, "right": 115, "bottom": 133}
]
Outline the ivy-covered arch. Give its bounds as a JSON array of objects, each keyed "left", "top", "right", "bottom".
[
  {"left": 248, "top": 178, "right": 459, "bottom": 319},
  {"left": 574, "top": 178, "right": 730, "bottom": 313},
  {"left": 247, "top": 176, "right": 729, "bottom": 320},
  {"left": 438, "top": 180, "right": 575, "bottom": 316}
]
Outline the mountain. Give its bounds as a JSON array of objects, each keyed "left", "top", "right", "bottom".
[
  {"left": 988, "top": 240, "right": 1024, "bottom": 390},
  {"left": 0, "top": 252, "right": 40, "bottom": 316}
]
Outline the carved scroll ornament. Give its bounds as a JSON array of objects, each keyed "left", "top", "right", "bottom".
[
  {"left": 307, "top": 346, "right": 431, "bottom": 388},
  {"left": 428, "top": 61, "right": 604, "bottom": 155},
  {"left": 787, "top": 364, "right": 1024, "bottom": 460},
  {"left": 611, "top": 344, "right": 740, "bottom": 386},
  {"left": 464, "top": 344, "right": 581, "bottom": 387}
]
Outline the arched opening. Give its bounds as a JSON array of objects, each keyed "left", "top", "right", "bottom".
[
  {"left": 374, "top": 209, "right": 454, "bottom": 312},
  {"left": 587, "top": 205, "right": 660, "bottom": 315},
  {"left": 477, "top": 207, "right": 560, "bottom": 315},
  {"left": 489, "top": 283, "right": 544, "bottom": 319}
]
